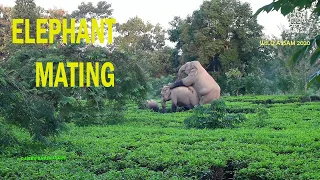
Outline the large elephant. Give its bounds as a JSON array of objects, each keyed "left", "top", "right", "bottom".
[
  {"left": 168, "top": 61, "right": 220, "bottom": 105},
  {"left": 161, "top": 85, "right": 199, "bottom": 113},
  {"left": 146, "top": 100, "right": 159, "bottom": 112}
]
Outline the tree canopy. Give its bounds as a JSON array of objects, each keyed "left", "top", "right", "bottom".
[
  {"left": 168, "top": 0, "right": 264, "bottom": 74},
  {"left": 0, "top": 0, "right": 148, "bottom": 142}
]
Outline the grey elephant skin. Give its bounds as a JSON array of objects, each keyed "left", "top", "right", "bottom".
[
  {"left": 161, "top": 86, "right": 200, "bottom": 113},
  {"left": 169, "top": 61, "right": 221, "bottom": 105},
  {"left": 146, "top": 100, "right": 159, "bottom": 112}
]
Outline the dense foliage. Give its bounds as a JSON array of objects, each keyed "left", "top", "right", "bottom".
[
  {"left": 254, "top": 0, "right": 320, "bottom": 87},
  {"left": 184, "top": 99, "right": 246, "bottom": 129},
  {"left": 0, "top": 1, "right": 148, "bottom": 142},
  {"left": 168, "top": 0, "right": 264, "bottom": 73},
  {"left": 0, "top": 68, "right": 63, "bottom": 142},
  {"left": 0, "top": 0, "right": 319, "bottom": 178},
  {"left": 1, "top": 95, "right": 320, "bottom": 179}
]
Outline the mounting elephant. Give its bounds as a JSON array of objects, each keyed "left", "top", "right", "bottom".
[
  {"left": 168, "top": 61, "right": 221, "bottom": 105},
  {"left": 161, "top": 85, "right": 199, "bottom": 113},
  {"left": 146, "top": 100, "right": 159, "bottom": 112}
]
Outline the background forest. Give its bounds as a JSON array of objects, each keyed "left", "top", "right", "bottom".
[
  {"left": 0, "top": 0, "right": 320, "bottom": 179},
  {"left": 1, "top": 0, "right": 319, "bottom": 149}
]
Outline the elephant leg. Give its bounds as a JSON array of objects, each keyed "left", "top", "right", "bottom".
[
  {"left": 199, "top": 97, "right": 205, "bottom": 105},
  {"left": 200, "top": 92, "right": 219, "bottom": 105},
  {"left": 200, "top": 97, "right": 211, "bottom": 105},
  {"left": 172, "top": 104, "right": 177, "bottom": 112},
  {"left": 161, "top": 99, "right": 167, "bottom": 113},
  {"left": 183, "top": 106, "right": 192, "bottom": 111}
]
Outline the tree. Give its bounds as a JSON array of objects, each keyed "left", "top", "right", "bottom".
[
  {"left": 253, "top": 0, "right": 320, "bottom": 88},
  {"left": 114, "top": 16, "right": 166, "bottom": 53},
  {"left": 11, "top": 0, "right": 38, "bottom": 40},
  {"left": 71, "top": 1, "right": 113, "bottom": 20},
  {"left": 0, "top": 1, "right": 149, "bottom": 143},
  {"left": 168, "top": 0, "right": 263, "bottom": 75},
  {"left": 0, "top": 5, "right": 12, "bottom": 59},
  {"left": 114, "top": 16, "right": 171, "bottom": 77}
]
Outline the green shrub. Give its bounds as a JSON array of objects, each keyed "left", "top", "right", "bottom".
[
  {"left": 0, "top": 119, "right": 18, "bottom": 150},
  {"left": 147, "top": 75, "right": 176, "bottom": 99},
  {"left": 0, "top": 69, "right": 62, "bottom": 143},
  {"left": 60, "top": 99, "right": 125, "bottom": 127},
  {"left": 254, "top": 104, "right": 270, "bottom": 128},
  {"left": 184, "top": 99, "right": 246, "bottom": 129},
  {"left": 1, "top": 46, "right": 148, "bottom": 135}
]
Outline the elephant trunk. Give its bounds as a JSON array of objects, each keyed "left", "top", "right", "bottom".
[
  {"left": 161, "top": 98, "right": 166, "bottom": 113},
  {"left": 177, "top": 64, "right": 186, "bottom": 80}
]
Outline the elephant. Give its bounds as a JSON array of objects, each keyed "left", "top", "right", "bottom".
[
  {"left": 146, "top": 100, "right": 159, "bottom": 112},
  {"left": 168, "top": 61, "right": 221, "bottom": 105},
  {"left": 161, "top": 85, "right": 199, "bottom": 113}
]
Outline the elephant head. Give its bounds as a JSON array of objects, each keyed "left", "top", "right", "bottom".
[
  {"left": 161, "top": 85, "right": 171, "bottom": 100},
  {"left": 160, "top": 85, "right": 171, "bottom": 113},
  {"left": 177, "top": 61, "right": 199, "bottom": 80},
  {"left": 146, "top": 100, "right": 159, "bottom": 112}
]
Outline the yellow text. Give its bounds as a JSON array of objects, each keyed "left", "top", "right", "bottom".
[
  {"left": 35, "top": 62, "right": 114, "bottom": 87},
  {"left": 12, "top": 18, "right": 116, "bottom": 44}
]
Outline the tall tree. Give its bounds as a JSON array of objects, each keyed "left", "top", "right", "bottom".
[
  {"left": 0, "top": 1, "right": 149, "bottom": 143},
  {"left": 114, "top": 16, "right": 166, "bottom": 53},
  {"left": 113, "top": 16, "right": 168, "bottom": 76},
  {"left": 11, "top": 0, "right": 39, "bottom": 40},
  {"left": 0, "top": 5, "right": 12, "bottom": 59},
  {"left": 168, "top": 0, "right": 263, "bottom": 74},
  {"left": 71, "top": 1, "right": 114, "bottom": 45}
]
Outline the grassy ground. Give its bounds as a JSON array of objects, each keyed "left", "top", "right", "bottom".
[{"left": 1, "top": 95, "right": 320, "bottom": 179}]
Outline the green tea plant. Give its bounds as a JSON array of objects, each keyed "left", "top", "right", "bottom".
[
  {"left": 1, "top": 95, "right": 320, "bottom": 179},
  {"left": 255, "top": 104, "right": 270, "bottom": 128},
  {"left": 184, "top": 99, "right": 246, "bottom": 129}
]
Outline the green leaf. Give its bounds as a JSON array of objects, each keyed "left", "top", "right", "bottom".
[
  {"left": 315, "top": 7, "right": 320, "bottom": 16},
  {"left": 310, "top": 47, "right": 320, "bottom": 65},
  {"left": 265, "top": 2, "right": 275, "bottom": 13},
  {"left": 316, "top": 35, "right": 320, "bottom": 46},
  {"left": 289, "top": 37, "right": 317, "bottom": 67},
  {"left": 273, "top": 1, "right": 282, "bottom": 11},
  {"left": 294, "top": 0, "right": 308, "bottom": 7},
  {"left": 288, "top": 46, "right": 308, "bottom": 66},
  {"left": 281, "top": 4, "right": 296, "bottom": 16},
  {"left": 307, "top": 70, "right": 320, "bottom": 88},
  {"left": 252, "top": 3, "right": 274, "bottom": 17}
]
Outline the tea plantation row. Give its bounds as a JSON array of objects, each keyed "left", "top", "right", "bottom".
[{"left": 1, "top": 95, "right": 320, "bottom": 179}]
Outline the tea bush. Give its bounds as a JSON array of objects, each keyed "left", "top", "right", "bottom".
[
  {"left": 184, "top": 99, "right": 246, "bottom": 129},
  {"left": 254, "top": 104, "right": 270, "bottom": 128},
  {"left": 1, "top": 95, "right": 320, "bottom": 179}
]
